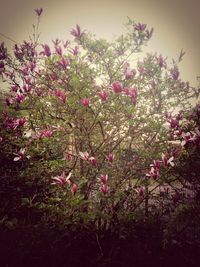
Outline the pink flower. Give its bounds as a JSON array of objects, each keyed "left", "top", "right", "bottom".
[
  {"left": 98, "top": 91, "right": 109, "bottom": 101},
  {"left": 101, "top": 184, "right": 108, "bottom": 194},
  {"left": 13, "top": 148, "right": 30, "bottom": 161},
  {"left": 15, "top": 117, "right": 26, "bottom": 128},
  {"left": 35, "top": 8, "right": 43, "bottom": 16},
  {"left": 152, "top": 160, "right": 160, "bottom": 169},
  {"left": 54, "top": 89, "right": 67, "bottom": 103},
  {"left": 170, "top": 67, "right": 179, "bottom": 80},
  {"left": 146, "top": 28, "right": 154, "bottom": 39},
  {"left": 161, "top": 153, "right": 174, "bottom": 167},
  {"left": 124, "top": 68, "right": 136, "bottom": 79},
  {"left": 134, "top": 23, "right": 147, "bottom": 31},
  {"left": 51, "top": 171, "right": 72, "bottom": 186},
  {"left": 80, "top": 98, "right": 90, "bottom": 107},
  {"left": 70, "top": 25, "right": 84, "bottom": 39},
  {"left": 135, "top": 187, "right": 144, "bottom": 197},
  {"left": 88, "top": 156, "right": 97, "bottom": 166},
  {"left": 79, "top": 151, "right": 90, "bottom": 161},
  {"left": 41, "top": 129, "right": 53, "bottom": 138},
  {"left": 106, "top": 153, "right": 115, "bottom": 163},
  {"left": 71, "top": 183, "right": 78, "bottom": 195},
  {"left": 100, "top": 174, "right": 108, "bottom": 184},
  {"left": 42, "top": 44, "right": 51, "bottom": 57},
  {"left": 59, "top": 58, "right": 69, "bottom": 69},
  {"left": 64, "top": 151, "right": 74, "bottom": 161},
  {"left": 15, "top": 94, "right": 25, "bottom": 103},
  {"left": 70, "top": 46, "right": 79, "bottom": 56},
  {"left": 55, "top": 46, "right": 62, "bottom": 56},
  {"left": 146, "top": 167, "right": 159, "bottom": 179},
  {"left": 111, "top": 81, "right": 123, "bottom": 93}
]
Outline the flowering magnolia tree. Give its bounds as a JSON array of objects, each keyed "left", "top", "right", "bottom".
[{"left": 0, "top": 9, "right": 200, "bottom": 234}]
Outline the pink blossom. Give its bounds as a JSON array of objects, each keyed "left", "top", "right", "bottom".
[
  {"left": 88, "top": 156, "right": 97, "bottom": 166},
  {"left": 41, "top": 129, "right": 53, "bottom": 138},
  {"left": 170, "top": 67, "right": 179, "bottom": 80},
  {"left": 42, "top": 44, "right": 51, "bottom": 57},
  {"left": 71, "top": 183, "right": 78, "bottom": 195},
  {"left": 70, "top": 46, "right": 79, "bottom": 56},
  {"left": 15, "top": 117, "right": 26, "bottom": 128},
  {"left": 161, "top": 153, "right": 174, "bottom": 167},
  {"left": 111, "top": 81, "right": 123, "bottom": 93},
  {"left": 70, "top": 25, "right": 84, "bottom": 39},
  {"left": 135, "top": 187, "right": 144, "bottom": 197},
  {"left": 100, "top": 174, "right": 108, "bottom": 184},
  {"left": 106, "top": 153, "right": 115, "bottom": 163},
  {"left": 55, "top": 46, "right": 62, "bottom": 56},
  {"left": 79, "top": 151, "right": 90, "bottom": 161},
  {"left": 51, "top": 171, "right": 72, "bottom": 186},
  {"left": 146, "top": 28, "right": 154, "bottom": 39},
  {"left": 59, "top": 58, "right": 69, "bottom": 69},
  {"left": 35, "top": 8, "right": 43, "bottom": 16},
  {"left": 80, "top": 98, "right": 90, "bottom": 107},
  {"left": 134, "top": 23, "right": 147, "bottom": 31},
  {"left": 15, "top": 94, "right": 25, "bottom": 103},
  {"left": 124, "top": 68, "right": 136, "bottom": 79},
  {"left": 54, "top": 89, "right": 67, "bottom": 103},
  {"left": 98, "top": 91, "right": 109, "bottom": 101},
  {"left": 146, "top": 167, "right": 159, "bottom": 179},
  {"left": 101, "top": 184, "right": 108, "bottom": 194},
  {"left": 13, "top": 148, "right": 30, "bottom": 161}
]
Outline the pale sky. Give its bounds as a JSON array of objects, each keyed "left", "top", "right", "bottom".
[{"left": 0, "top": 0, "right": 199, "bottom": 86}]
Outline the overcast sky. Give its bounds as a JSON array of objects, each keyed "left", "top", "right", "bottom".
[{"left": 0, "top": 0, "right": 199, "bottom": 86}]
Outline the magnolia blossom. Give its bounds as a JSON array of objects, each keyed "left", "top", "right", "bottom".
[
  {"left": 13, "top": 148, "right": 30, "bottom": 161},
  {"left": 59, "top": 58, "right": 69, "bottom": 69},
  {"left": 79, "top": 151, "right": 90, "bottom": 161},
  {"left": 35, "top": 8, "right": 43, "bottom": 16},
  {"left": 54, "top": 89, "right": 67, "bottom": 103},
  {"left": 134, "top": 23, "right": 147, "bottom": 31},
  {"left": 80, "top": 98, "right": 90, "bottom": 107},
  {"left": 71, "top": 183, "right": 78, "bottom": 195},
  {"left": 55, "top": 46, "right": 63, "bottom": 56},
  {"left": 15, "top": 94, "right": 25, "bottom": 103},
  {"left": 41, "top": 129, "right": 53, "bottom": 138},
  {"left": 135, "top": 186, "right": 144, "bottom": 197},
  {"left": 101, "top": 184, "right": 108, "bottom": 194},
  {"left": 161, "top": 153, "right": 174, "bottom": 167},
  {"left": 106, "top": 153, "right": 115, "bottom": 163},
  {"left": 100, "top": 174, "right": 108, "bottom": 184},
  {"left": 146, "top": 166, "right": 159, "bottom": 179},
  {"left": 88, "top": 156, "right": 97, "bottom": 166},
  {"left": 51, "top": 171, "right": 72, "bottom": 186},
  {"left": 111, "top": 81, "right": 123, "bottom": 93},
  {"left": 42, "top": 44, "right": 51, "bottom": 57},
  {"left": 70, "top": 25, "right": 84, "bottom": 39},
  {"left": 98, "top": 91, "right": 109, "bottom": 101},
  {"left": 170, "top": 67, "right": 179, "bottom": 80}
]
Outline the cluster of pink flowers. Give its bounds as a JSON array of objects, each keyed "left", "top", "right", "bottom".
[
  {"left": 165, "top": 111, "right": 200, "bottom": 147},
  {"left": 146, "top": 152, "right": 175, "bottom": 179},
  {"left": 100, "top": 174, "right": 108, "bottom": 194},
  {"left": 79, "top": 151, "right": 97, "bottom": 166},
  {"left": 110, "top": 81, "right": 138, "bottom": 105},
  {"left": 123, "top": 63, "right": 136, "bottom": 80},
  {"left": 4, "top": 116, "right": 26, "bottom": 130},
  {"left": 51, "top": 171, "right": 78, "bottom": 194},
  {"left": 34, "top": 128, "right": 53, "bottom": 139}
]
